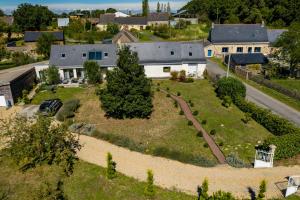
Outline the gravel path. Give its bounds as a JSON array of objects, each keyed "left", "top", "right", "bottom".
[{"left": 77, "top": 134, "right": 300, "bottom": 199}]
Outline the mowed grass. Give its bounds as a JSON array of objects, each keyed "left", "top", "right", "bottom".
[
  {"left": 271, "top": 79, "right": 300, "bottom": 93},
  {"left": 31, "top": 87, "right": 85, "bottom": 104},
  {"left": 74, "top": 87, "right": 216, "bottom": 162},
  {"left": 0, "top": 157, "right": 195, "bottom": 200},
  {"left": 158, "top": 80, "right": 273, "bottom": 163}
]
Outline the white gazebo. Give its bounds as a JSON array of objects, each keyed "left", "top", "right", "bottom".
[
  {"left": 254, "top": 144, "right": 276, "bottom": 168},
  {"left": 285, "top": 176, "right": 300, "bottom": 197}
]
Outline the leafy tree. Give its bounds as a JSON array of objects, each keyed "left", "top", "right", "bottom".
[
  {"left": 13, "top": 3, "right": 54, "bottom": 31},
  {"left": 257, "top": 180, "right": 266, "bottom": 200},
  {"left": 144, "top": 170, "right": 155, "bottom": 197},
  {"left": 142, "top": 0, "right": 150, "bottom": 16},
  {"left": 83, "top": 61, "right": 102, "bottom": 84},
  {"left": 0, "top": 116, "right": 81, "bottom": 176},
  {"left": 275, "top": 22, "right": 300, "bottom": 77},
  {"left": 100, "top": 46, "right": 153, "bottom": 119},
  {"left": 167, "top": 2, "right": 171, "bottom": 13},
  {"left": 0, "top": 9, "right": 4, "bottom": 17},
  {"left": 157, "top": 2, "right": 161, "bottom": 12},
  {"left": 36, "top": 33, "right": 56, "bottom": 58},
  {"left": 106, "top": 23, "right": 119, "bottom": 35},
  {"left": 106, "top": 152, "right": 117, "bottom": 179},
  {"left": 106, "top": 8, "right": 117, "bottom": 13},
  {"left": 87, "top": 34, "right": 95, "bottom": 44},
  {"left": 46, "top": 66, "right": 60, "bottom": 85},
  {"left": 216, "top": 77, "right": 246, "bottom": 101}
]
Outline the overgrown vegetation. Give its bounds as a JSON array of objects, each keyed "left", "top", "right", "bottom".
[{"left": 56, "top": 99, "right": 80, "bottom": 121}]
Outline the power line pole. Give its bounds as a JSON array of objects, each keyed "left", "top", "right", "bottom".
[{"left": 226, "top": 53, "right": 231, "bottom": 78}]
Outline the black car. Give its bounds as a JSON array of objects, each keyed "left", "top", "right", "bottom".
[{"left": 39, "top": 99, "right": 63, "bottom": 116}]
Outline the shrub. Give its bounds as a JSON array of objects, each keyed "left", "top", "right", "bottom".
[
  {"left": 188, "top": 100, "right": 192, "bottom": 104},
  {"left": 177, "top": 91, "right": 181, "bottom": 96},
  {"left": 178, "top": 70, "right": 186, "bottom": 82},
  {"left": 190, "top": 102, "right": 194, "bottom": 107},
  {"left": 193, "top": 110, "right": 199, "bottom": 116},
  {"left": 179, "top": 110, "right": 184, "bottom": 115},
  {"left": 203, "top": 143, "right": 209, "bottom": 148},
  {"left": 187, "top": 120, "right": 193, "bottom": 126},
  {"left": 201, "top": 119, "right": 207, "bottom": 125},
  {"left": 166, "top": 87, "right": 170, "bottom": 91},
  {"left": 174, "top": 101, "right": 178, "bottom": 108},
  {"left": 226, "top": 153, "right": 249, "bottom": 168},
  {"left": 257, "top": 180, "right": 266, "bottom": 200},
  {"left": 157, "top": 83, "right": 160, "bottom": 86},
  {"left": 185, "top": 77, "right": 194, "bottom": 83},
  {"left": 166, "top": 93, "right": 170, "bottom": 97},
  {"left": 210, "top": 129, "right": 216, "bottom": 135},
  {"left": 106, "top": 152, "right": 117, "bottom": 179},
  {"left": 222, "top": 95, "right": 232, "bottom": 108},
  {"left": 170, "top": 71, "right": 178, "bottom": 80},
  {"left": 156, "top": 88, "right": 160, "bottom": 92},
  {"left": 216, "top": 77, "right": 246, "bottom": 101},
  {"left": 197, "top": 131, "right": 203, "bottom": 137},
  {"left": 56, "top": 99, "right": 80, "bottom": 121},
  {"left": 242, "top": 112, "right": 252, "bottom": 124},
  {"left": 144, "top": 170, "right": 155, "bottom": 197},
  {"left": 83, "top": 61, "right": 102, "bottom": 84},
  {"left": 219, "top": 142, "right": 224, "bottom": 146}
]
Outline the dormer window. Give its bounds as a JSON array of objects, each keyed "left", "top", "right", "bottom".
[
  {"left": 82, "top": 53, "right": 86, "bottom": 58},
  {"left": 104, "top": 52, "right": 108, "bottom": 57},
  {"left": 61, "top": 53, "right": 65, "bottom": 58},
  {"left": 189, "top": 52, "right": 192, "bottom": 56},
  {"left": 170, "top": 51, "right": 174, "bottom": 55}
]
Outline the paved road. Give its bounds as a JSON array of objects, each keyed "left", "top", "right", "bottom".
[
  {"left": 78, "top": 134, "right": 300, "bottom": 199},
  {"left": 206, "top": 60, "right": 300, "bottom": 126}
]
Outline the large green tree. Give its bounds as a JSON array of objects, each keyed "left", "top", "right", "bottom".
[
  {"left": 100, "top": 46, "right": 153, "bottom": 119},
  {"left": 36, "top": 33, "right": 56, "bottom": 58},
  {"left": 13, "top": 3, "right": 54, "bottom": 31},
  {"left": 45, "top": 66, "right": 60, "bottom": 85},
  {"left": 83, "top": 61, "right": 102, "bottom": 84},
  {"left": 275, "top": 22, "right": 300, "bottom": 77},
  {"left": 142, "top": 0, "right": 150, "bottom": 16}
]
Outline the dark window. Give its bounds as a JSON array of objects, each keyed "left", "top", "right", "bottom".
[
  {"left": 104, "top": 52, "right": 108, "bottom": 57},
  {"left": 89, "top": 51, "right": 102, "bottom": 60},
  {"left": 61, "top": 53, "right": 65, "bottom": 58},
  {"left": 82, "top": 53, "right": 86, "bottom": 57},
  {"left": 170, "top": 51, "right": 174, "bottom": 55},
  {"left": 189, "top": 52, "right": 192, "bottom": 56},
  {"left": 248, "top": 47, "right": 252, "bottom": 53},
  {"left": 222, "top": 47, "right": 228, "bottom": 53},
  {"left": 163, "top": 67, "right": 171, "bottom": 72},
  {"left": 254, "top": 47, "right": 261, "bottom": 53},
  {"left": 236, "top": 47, "right": 243, "bottom": 53}
]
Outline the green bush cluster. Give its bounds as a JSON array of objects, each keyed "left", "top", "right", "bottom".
[
  {"left": 91, "top": 131, "right": 216, "bottom": 167},
  {"left": 225, "top": 153, "right": 250, "bottom": 168},
  {"left": 216, "top": 77, "right": 246, "bottom": 101},
  {"left": 56, "top": 99, "right": 80, "bottom": 122},
  {"left": 235, "top": 97, "right": 299, "bottom": 136}
]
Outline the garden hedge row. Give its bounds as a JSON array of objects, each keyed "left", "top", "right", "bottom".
[
  {"left": 56, "top": 99, "right": 80, "bottom": 121},
  {"left": 234, "top": 97, "right": 299, "bottom": 136},
  {"left": 251, "top": 76, "right": 300, "bottom": 101}
]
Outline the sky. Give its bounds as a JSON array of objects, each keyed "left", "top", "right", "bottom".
[{"left": 0, "top": 0, "right": 188, "bottom": 13}]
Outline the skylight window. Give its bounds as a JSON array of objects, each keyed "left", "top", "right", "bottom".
[{"left": 171, "top": 51, "right": 174, "bottom": 55}]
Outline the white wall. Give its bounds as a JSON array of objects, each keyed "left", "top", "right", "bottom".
[{"left": 35, "top": 64, "right": 49, "bottom": 79}]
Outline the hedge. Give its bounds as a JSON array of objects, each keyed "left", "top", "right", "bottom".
[
  {"left": 264, "top": 133, "right": 300, "bottom": 160},
  {"left": 234, "top": 97, "right": 299, "bottom": 136},
  {"left": 251, "top": 76, "right": 300, "bottom": 101},
  {"left": 56, "top": 99, "right": 80, "bottom": 121},
  {"left": 216, "top": 77, "right": 246, "bottom": 100}
]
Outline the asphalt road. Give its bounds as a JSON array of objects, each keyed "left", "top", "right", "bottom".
[{"left": 206, "top": 60, "right": 300, "bottom": 126}]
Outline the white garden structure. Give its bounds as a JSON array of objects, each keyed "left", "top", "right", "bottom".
[
  {"left": 285, "top": 176, "right": 300, "bottom": 197},
  {"left": 254, "top": 145, "right": 276, "bottom": 168}
]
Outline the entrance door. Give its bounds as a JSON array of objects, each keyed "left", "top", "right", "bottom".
[
  {"left": 188, "top": 64, "right": 197, "bottom": 77},
  {"left": 207, "top": 50, "right": 212, "bottom": 57},
  {"left": 0, "top": 95, "right": 7, "bottom": 107}
]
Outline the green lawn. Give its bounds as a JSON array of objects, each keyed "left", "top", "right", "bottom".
[
  {"left": 271, "top": 79, "right": 300, "bottom": 93},
  {"left": 158, "top": 80, "right": 273, "bottom": 163},
  {"left": 31, "top": 87, "right": 85, "bottom": 104},
  {"left": 169, "top": 24, "right": 209, "bottom": 41},
  {"left": 0, "top": 157, "right": 195, "bottom": 200}
]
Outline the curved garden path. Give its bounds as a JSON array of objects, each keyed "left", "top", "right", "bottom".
[{"left": 78, "top": 134, "right": 300, "bottom": 199}]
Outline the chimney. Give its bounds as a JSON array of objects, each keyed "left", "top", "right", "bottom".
[
  {"left": 261, "top": 20, "right": 265, "bottom": 27},
  {"left": 212, "top": 22, "right": 214, "bottom": 29}
]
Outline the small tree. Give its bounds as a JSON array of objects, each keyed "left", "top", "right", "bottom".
[
  {"left": 144, "top": 169, "right": 155, "bottom": 197},
  {"left": 216, "top": 77, "right": 246, "bottom": 102},
  {"left": 46, "top": 65, "right": 60, "bottom": 85},
  {"left": 200, "top": 178, "right": 209, "bottom": 200},
  {"left": 170, "top": 71, "right": 178, "bottom": 80},
  {"left": 179, "top": 70, "right": 186, "bottom": 82},
  {"left": 36, "top": 33, "right": 56, "bottom": 58},
  {"left": 242, "top": 112, "right": 252, "bottom": 124},
  {"left": 83, "top": 61, "right": 102, "bottom": 84},
  {"left": 106, "top": 152, "right": 116, "bottom": 179},
  {"left": 107, "top": 23, "right": 119, "bottom": 35},
  {"left": 222, "top": 95, "right": 232, "bottom": 108},
  {"left": 257, "top": 180, "right": 266, "bottom": 200}
]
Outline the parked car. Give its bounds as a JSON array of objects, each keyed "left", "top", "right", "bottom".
[{"left": 39, "top": 99, "right": 62, "bottom": 116}]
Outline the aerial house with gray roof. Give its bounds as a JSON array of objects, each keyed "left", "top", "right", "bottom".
[
  {"left": 205, "top": 23, "right": 270, "bottom": 57},
  {"left": 40, "top": 42, "right": 206, "bottom": 80}
]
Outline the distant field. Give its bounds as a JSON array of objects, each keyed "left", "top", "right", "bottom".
[{"left": 271, "top": 79, "right": 300, "bottom": 93}]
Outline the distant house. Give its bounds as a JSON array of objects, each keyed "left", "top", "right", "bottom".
[
  {"left": 97, "top": 14, "right": 147, "bottom": 31},
  {"left": 0, "top": 16, "right": 14, "bottom": 26},
  {"left": 115, "top": 11, "right": 129, "bottom": 17},
  {"left": 57, "top": 18, "right": 69, "bottom": 27},
  {"left": 147, "top": 12, "right": 169, "bottom": 26},
  {"left": 205, "top": 23, "right": 269, "bottom": 57},
  {"left": 24, "top": 31, "right": 64, "bottom": 54},
  {"left": 172, "top": 10, "right": 198, "bottom": 25},
  {"left": 112, "top": 30, "right": 138, "bottom": 44},
  {"left": 37, "top": 42, "right": 206, "bottom": 80}
]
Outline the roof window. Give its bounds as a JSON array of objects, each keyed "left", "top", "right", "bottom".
[{"left": 170, "top": 51, "right": 174, "bottom": 55}]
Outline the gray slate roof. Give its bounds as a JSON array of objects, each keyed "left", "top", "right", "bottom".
[
  {"left": 209, "top": 24, "right": 269, "bottom": 43},
  {"left": 147, "top": 13, "right": 169, "bottom": 21},
  {"left": 225, "top": 53, "right": 268, "bottom": 65},
  {"left": 24, "top": 31, "right": 64, "bottom": 42},
  {"left": 99, "top": 14, "right": 115, "bottom": 24},
  {"left": 128, "top": 42, "right": 206, "bottom": 64},
  {"left": 99, "top": 14, "right": 147, "bottom": 25},
  {"left": 267, "top": 29, "right": 287, "bottom": 44},
  {"left": 49, "top": 44, "right": 118, "bottom": 67}
]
